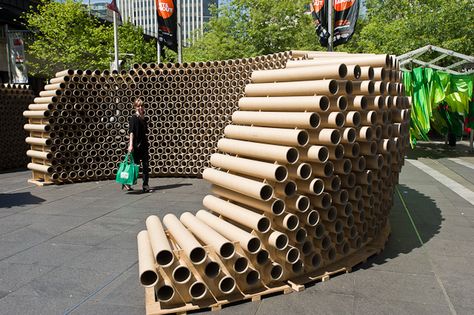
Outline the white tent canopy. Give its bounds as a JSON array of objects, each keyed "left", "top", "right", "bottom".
[{"left": 398, "top": 45, "right": 474, "bottom": 75}]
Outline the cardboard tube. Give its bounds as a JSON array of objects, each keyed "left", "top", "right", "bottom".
[
  {"left": 287, "top": 162, "right": 312, "bottom": 180},
  {"left": 27, "top": 150, "right": 52, "bottom": 160},
  {"left": 358, "top": 126, "right": 373, "bottom": 141},
  {"left": 28, "top": 163, "right": 52, "bottom": 173},
  {"left": 319, "top": 111, "right": 345, "bottom": 128},
  {"left": 360, "top": 66, "right": 374, "bottom": 80},
  {"left": 263, "top": 262, "right": 284, "bottom": 282},
  {"left": 232, "top": 111, "right": 320, "bottom": 129},
  {"left": 268, "top": 230, "right": 289, "bottom": 250},
  {"left": 210, "top": 153, "right": 288, "bottom": 182},
  {"left": 137, "top": 230, "right": 159, "bottom": 287},
  {"left": 24, "top": 124, "right": 51, "bottom": 132},
  {"left": 26, "top": 137, "right": 51, "bottom": 146},
  {"left": 333, "top": 159, "right": 352, "bottom": 175},
  {"left": 218, "top": 138, "right": 299, "bottom": 164},
  {"left": 224, "top": 125, "right": 309, "bottom": 146},
  {"left": 203, "top": 195, "right": 271, "bottom": 233},
  {"left": 345, "top": 111, "right": 361, "bottom": 127},
  {"left": 274, "top": 212, "right": 299, "bottom": 231},
  {"left": 311, "top": 161, "right": 334, "bottom": 177},
  {"left": 203, "top": 168, "right": 273, "bottom": 201},
  {"left": 310, "top": 192, "right": 332, "bottom": 209},
  {"left": 286, "top": 54, "right": 390, "bottom": 68},
  {"left": 163, "top": 214, "right": 207, "bottom": 265},
  {"left": 23, "top": 110, "right": 50, "bottom": 118},
  {"left": 196, "top": 210, "right": 261, "bottom": 253},
  {"left": 300, "top": 145, "right": 329, "bottom": 163},
  {"left": 180, "top": 212, "right": 235, "bottom": 259},
  {"left": 145, "top": 215, "right": 174, "bottom": 266},
  {"left": 273, "top": 180, "right": 297, "bottom": 197},
  {"left": 309, "top": 128, "right": 341, "bottom": 145},
  {"left": 245, "top": 80, "right": 338, "bottom": 96},
  {"left": 251, "top": 64, "right": 347, "bottom": 82},
  {"left": 189, "top": 281, "right": 208, "bottom": 300},
  {"left": 341, "top": 127, "right": 357, "bottom": 144},
  {"left": 238, "top": 96, "right": 330, "bottom": 112},
  {"left": 286, "top": 194, "right": 311, "bottom": 212},
  {"left": 295, "top": 178, "right": 324, "bottom": 195},
  {"left": 359, "top": 141, "right": 377, "bottom": 155},
  {"left": 211, "top": 185, "right": 285, "bottom": 216}
]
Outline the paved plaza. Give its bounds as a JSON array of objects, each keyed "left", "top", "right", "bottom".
[{"left": 0, "top": 141, "right": 473, "bottom": 315}]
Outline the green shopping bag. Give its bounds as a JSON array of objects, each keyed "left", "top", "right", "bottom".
[{"left": 115, "top": 153, "right": 139, "bottom": 186}]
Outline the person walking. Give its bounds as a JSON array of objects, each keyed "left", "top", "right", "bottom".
[{"left": 123, "top": 98, "right": 150, "bottom": 192}]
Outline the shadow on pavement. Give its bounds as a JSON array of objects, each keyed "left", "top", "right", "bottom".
[
  {"left": 354, "top": 184, "right": 442, "bottom": 271},
  {"left": 407, "top": 141, "right": 474, "bottom": 160},
  {"left": 0, "top": 192, "right": 46, "bottom": 208}
]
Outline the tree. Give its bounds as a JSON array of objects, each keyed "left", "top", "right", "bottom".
[
  {"left": 354, "top": 0, "right": 474, "bottom": 57},
  {"left": 23, "top": 0, "right": 157, "bottom": 77},
  {"left": 184, "top": 0, "right": 318, "bottom": 62}
]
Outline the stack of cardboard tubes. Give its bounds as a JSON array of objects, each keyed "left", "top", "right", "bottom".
[
  {"left": 1, "top": 84, "right": 34, "bottom": 171},
  {"left": 23, "top": 52, "right": 291, "bottom": 183},
  {"left": 137, "top": 52, "right": 411, "bottom": 309}
]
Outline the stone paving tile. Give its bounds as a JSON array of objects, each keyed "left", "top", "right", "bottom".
[
  {"left": 86, "top": 267, "right": 144, "bottom": 308},
  {"left": 0, "top": 262, "right": 55, "bottom": 294},
  {"left": 49, "top": 217, "right": 140, "bottom": 246},
  {"left": 423, "top": 238, "right": 474, "bottom": 257},
  {"left": 454, "top": 304, "right": 474, "bottom": 315},
  {"left": 354, "top": 296, "right": 452, "bottom": 315},
  {"left": 353, "top": 269, "right": 447, "bottom": 306},
  {"left": 9, "top": 266, "right": 115, "bottom": 301},
  {"left": 64, "top": 247, "right": 137, "bottom": 275},
  {"left": 1, "top": 242, "right": 93, "bottom": 267},
  {"left": 0, "top": 294, "right": 77, "bottom": 315},
  {"left": 439, "top": 273, "right": 474, "bottom": 308},
  {"left": 429, "top": 254, "right": 474, "bottom": 277},
  {"left": 256, "top": 289, "right": 355, "bottom": 315},
  {"left": 68, "top": 302, "right": 144, "bottom": 315}
]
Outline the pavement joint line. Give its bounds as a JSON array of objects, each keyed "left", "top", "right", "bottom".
[
  {"left": 395, "top": 186, "right": 457, "bottom": 315},
  {"left": 448, "top": 158, "right": 474, "bottom": 171},
  {"left": 396, "top": 186, "right": 423, "bottom": 245},
  {"left": 406, "top": 159, "right": 474, "bottom": 206},
  {"left": 62, "top": 261, "right": 138, "bottom": 315}
]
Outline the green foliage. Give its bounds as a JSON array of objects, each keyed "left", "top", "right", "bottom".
[
  {"left": 184, "top": 0, "right": 317, "bottom": 62},
  {"left": 357, "top": 0, "right": 474, "bottom": 56},
  {"left": 23, "top": 0, "right": 157, "bottom": 77},
  {"left": 185, "top": 0, "right": 473, "bottom": 62}
]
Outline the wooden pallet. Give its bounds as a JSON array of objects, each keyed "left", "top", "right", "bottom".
[
  {"left": 144, "top": 223, "right": 391, "bottom": 314},
  {"left": 287, "top": 222, "right": 391, "bottom": 290},
  {"left": 28, "top": 177, "right": 54, "bottom": 186}
]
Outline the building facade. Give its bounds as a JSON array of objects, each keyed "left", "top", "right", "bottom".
[{"left": 115, "top": 0, "right": 217, "bottom": 46}]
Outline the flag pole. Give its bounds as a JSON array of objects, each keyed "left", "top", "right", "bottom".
[
  {"left": 156, "top": 3, "right": 161, "bottom": 64},
  {"left": 113, "top": 11, "right": 120, "bottom": 70},
  {"left": 177, "top": 0, "right": 182, "bottom": 63},
  {"left": 328, "top": 0, "right": 333, "bottom": 52}
]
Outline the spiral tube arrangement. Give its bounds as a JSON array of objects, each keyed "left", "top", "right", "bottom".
[
  {"left": 1, "top": 83, "right": 34, "bottom": 171},
  {"left": 23, "top": 52, "right": 291, "bottom": 184},
  {"left": 137, "top": 52, "right": 411, "bottom": 313}
]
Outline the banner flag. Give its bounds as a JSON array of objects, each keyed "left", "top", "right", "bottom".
[
  {"left": 107, "top": 0, "right": 121, "bottom": 17},
  {"left": 155, "top": 0, "right": 178, "bottom": 52},
  {"left": 311, "top": 0, "right": 359, "bottom": 47},
  {"left": 8, "top": 32, "right": 28, "bottom": 84}
]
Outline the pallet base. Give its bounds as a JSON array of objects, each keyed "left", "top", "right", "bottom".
[
  {"left": 144, "top": 222, "right": 391, "bottom": 315},
  {"left": 28, "top": 178, "right": 54, "bottom": 186}
]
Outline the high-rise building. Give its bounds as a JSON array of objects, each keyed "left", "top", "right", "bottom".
[{"left": 116, "top": 0, "right": 217, "bottom": 46}]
